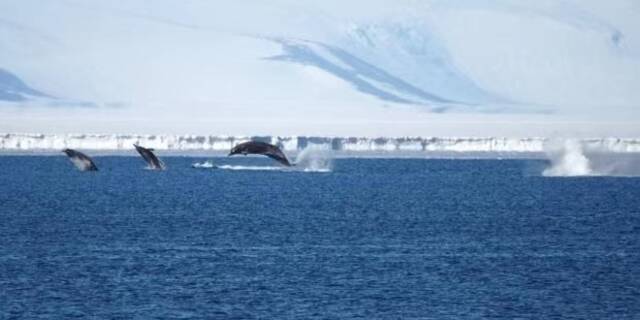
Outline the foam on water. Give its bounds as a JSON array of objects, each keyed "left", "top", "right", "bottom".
[
  {"left": 217, "top": 165, "right": 286, "bottom": 171},
  {"left": 191, "top": 163, "right": 331, "bottom": 173},
  {"left": 192, "top": 161, "right": 216, "bottom": 169},
  {"left": 191, "top": 161, "right": 290, "bottom": 171}
]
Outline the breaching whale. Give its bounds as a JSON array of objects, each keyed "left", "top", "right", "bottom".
[
  {"left": 62, "top": 148, "right": 98, "bottom": 171},
  {"left": 228, "top": 141, "right": 292, "bottom": 166},
  {"left": 133, "top": 144, "right": 166, "bottom": 170}
]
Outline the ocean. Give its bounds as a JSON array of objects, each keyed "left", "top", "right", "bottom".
[{"left": 1, "top": 155, "right": 639, "bottom": 319}]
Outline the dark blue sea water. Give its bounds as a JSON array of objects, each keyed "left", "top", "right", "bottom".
[{"left": 1, "top": 156, "right": 639, "bottom": 319}]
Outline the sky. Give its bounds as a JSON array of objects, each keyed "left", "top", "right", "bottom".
[{"left": 0, "top": 0, "right": 639, "bottom": 137}]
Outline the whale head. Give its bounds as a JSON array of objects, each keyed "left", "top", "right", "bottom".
[{"left": 229, "top": 145, "right": 241, "bottom": 156}]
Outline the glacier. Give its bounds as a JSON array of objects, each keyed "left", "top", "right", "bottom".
[
  {"left": 1, "top": 134, "right": 639, "bottom": 154},
  {"left": 0, "top": 1, "right": 638, "bottom": 137},
  {"left": 1, "top": 1, "right": 639, "bottom": 110}
]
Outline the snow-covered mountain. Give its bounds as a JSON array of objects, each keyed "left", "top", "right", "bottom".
[
  {"left": 0, "top": 0, "right": 638, "bottom": 136},
  {"left": 0, "top": 68, "right": 47, "bottom": 102},
  {"left": 0, "top": 68, "right": 94, "bottom": 107}
]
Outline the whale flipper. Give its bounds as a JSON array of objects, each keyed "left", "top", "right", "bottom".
[
  {"left": 228, "top": 141, "right": 292, "bottom": 167},
  {"left": 133, "top": 144, "right": 166, "bottom": 170},
  {"left": 62, "top": 149, "right": 98, "bottom": 171}
]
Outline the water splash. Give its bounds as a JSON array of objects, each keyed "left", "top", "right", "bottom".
[
  {"left": 294, "top": 145, "right": 333, "bottom": 172},
  {"left": 543, "top": 140, "right": 592, "bottom": 176},
  {"left": 542, "top": 140, "right": 640, "bottom": 177},
  {"left": 192, "top": 161, "right": 216, "bottom": 169}
]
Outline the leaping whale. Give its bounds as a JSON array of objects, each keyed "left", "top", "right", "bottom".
[
  {"left": 62, "top": 148, "right": 98, "bottom": 171},
  {"left": 133, "top": 144, "right": 166, "bottom": 170},
  {"left": 228, "top": 141, "right": 292, "bottom": 166}
]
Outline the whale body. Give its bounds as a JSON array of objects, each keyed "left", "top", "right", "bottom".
[
  {"left": 133, "top": 144, "right": 166, "bottom": 170},
  {"left": 228, "top": 141, "right": 292, "bottom": 166},
  {"left": 62, "top": 149, "right": 98, "bottom": 171}
]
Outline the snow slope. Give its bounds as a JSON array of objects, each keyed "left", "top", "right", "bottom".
[
  {"left": 0, "top": 68, "right": 50, "bottom": 102},
  {"left": 0, "top": 0, "right": 638, "bottom": 135}
]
